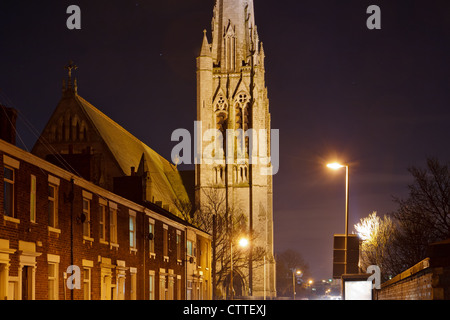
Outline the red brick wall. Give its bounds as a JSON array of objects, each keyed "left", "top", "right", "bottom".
[{"left": 0, "top": 147, "right": 198, "bottom": 300}]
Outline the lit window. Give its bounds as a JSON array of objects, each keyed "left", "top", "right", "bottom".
[
  {"left": 149, "top": 272, "right": 155, "bottom": 300},
  {"left": 48, "top": 263, "right": 58, "bottom": 300},
  {"left": 129, "top": 214, "right": 136, "bottom": 249},
  {"left": 83, "top": 268, "right": 91, "bottom": 300},
  {"left": 187, "top": 240, "right": 194, "bottom": 257}
]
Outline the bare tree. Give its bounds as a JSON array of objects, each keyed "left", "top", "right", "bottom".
[
  {"left": 354, "top": 212, "right": 396, "bottom": 281},
  {"left": 275, "top": 249, "right": 310, "bottom": 298},
  {"left": 356, "top": 158, "right": 450, "bottom": 279},
  {"left": 390, "top": 158, "right": 450, "bottom": 273},
  {"left": 195, "top": 187, "right": 266, "bottom": 299}
]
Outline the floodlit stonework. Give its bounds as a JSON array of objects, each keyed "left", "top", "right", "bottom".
[{"left": 195, "top": 0, "right": 276, "bottom": 299}]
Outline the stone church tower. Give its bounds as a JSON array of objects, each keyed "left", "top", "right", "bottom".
[{"left": 195, "top": 0, "right": 276, "bottom": 298}]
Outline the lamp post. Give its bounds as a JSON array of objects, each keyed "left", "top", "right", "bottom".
[
  {"left": 327, "top": 163, "right": 349, "bottom": 275},
  {"left": 292, "top": 269, "right": 302, "bottom": 300}
]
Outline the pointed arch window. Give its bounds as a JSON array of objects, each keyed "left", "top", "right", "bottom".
[
  {"left": 214, "top": 166, "right": 225, "bottom": 185},
  {"left": 235, "top": 93, "right": 252, "bottom": 157},
  {"left": 234, "top": 164, "right": 249, "bottom": 183}
]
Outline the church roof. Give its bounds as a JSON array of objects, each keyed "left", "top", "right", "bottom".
[{"left": 74, "top": 94, "right": 191, "bottom": 216}]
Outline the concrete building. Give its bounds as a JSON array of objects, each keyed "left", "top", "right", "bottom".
[{"left": 195, "top": 0, "right": 276, "bottom": 299}]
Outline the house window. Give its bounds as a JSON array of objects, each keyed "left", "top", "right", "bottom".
[
  {"left": 149, "top": 272, "right": 155, "bottom": 300},
  {"left": 3, "top": 166, "right": 15, "bottom": 218},
  {"left": 149, "top": 222, "right": 155, "bottom": 254},
  {"left": 48, "top": 263, "right": 58, "bottom": 300},
  {"left": 130, "top": 271, "right": 137, "bottom": 300},
  {"left": 48, "top": 184, "right": 58, "bottom": 228},
  {"left": 129, "top": 213, "right": 136, "bottom": 249},
  {"left": 159, "top": 275, "right": 167, "bottom": 300},
  {"left": 83, "top": 267, "right": 91, "bottom": 300},
  {"left": 30, "top": 175, "right": 36, "bottom": 223},
  {"left": 176, "top": 232, "right": 182, "bottom": 261},
  {"left": 187, "top": 240, "right": 194, "bottom": 257},
  {"left": 177, "top": 276, "right": 182, "bottom": 300},
  {"left": 168, "top": 275, "right": 174, "bottom": 300},
  {"left": 82, "top": 198, "right": 91, "bottom": 238},
  {"left": 110, "top": 208, "right": 117, "bottom": 244},
  {"left": 163, "top": 226, "right": 169, "bottom": 258},
  {"left": 99, "top": 204, "right": 106, "bottom": 241},
  {"left": 187, "top": 280, "right": 192, "bottom": 300}
]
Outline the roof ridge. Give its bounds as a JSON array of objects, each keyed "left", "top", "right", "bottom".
[
  {"left": 75, "top": 95, "right": 148, "bottom": 146},
  {"left": 75, "top": 94, "right": 178, "bottom": 171}
]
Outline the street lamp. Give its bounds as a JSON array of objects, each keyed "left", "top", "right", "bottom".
[
  {"left": 230, "top": 237, "right": 249, "bottom": 300},
  {"left": 292, "top": 269, "right": 302, "bottom": 300},
  {"left": 327, "top": 162, "right": 349, "bottom": 275}
]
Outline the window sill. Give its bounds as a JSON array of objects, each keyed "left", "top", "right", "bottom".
[
  {"left": 130, "top": 248, "right": 137, "bottom": 255},
  {"left": 48, "top": 226, "right": 61, "bottom": 233},
  {"left": 164, "top": 256, "right": 169, "bottom": 263},
  {"left": 110, "top": 243, "right": 119, "bottom": 250},
  {"left": 99, "top": 239, "right": 108, "bottom": 245},
  {"left": 3, "top": 216, "right": 20, "bottom": 224},
  {"left": 149, "top": 252, "right": 156, "bottom": 259},
  {"left": 83, "top": 236, "right": 94, "bottom": 244}
]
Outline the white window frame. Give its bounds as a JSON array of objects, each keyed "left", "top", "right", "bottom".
[
  {"left": 47, "top": 254, "right": 59, "bottom": 301},
  {"left": 82, "top": 259, "right": 93, "bottom": 300},
  {"left": 149, "top": 271, "right": 155, "bottom": 300},
  {"left": 129, "top": 210, "right": 137, "bottom": 251},
  {"left": 149, "top": 219, "right": 155, "bottom": 256}
]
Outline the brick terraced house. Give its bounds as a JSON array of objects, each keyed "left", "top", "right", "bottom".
[{"left": 0, "top": 100, "right": 211, "bottom": 300}]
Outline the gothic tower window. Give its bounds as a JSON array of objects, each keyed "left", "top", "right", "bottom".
[
  {"left": 225, "top": 33, "right": 236, "bottom": 71},
  {"left": 214, "top": 166, "right": 224, "bottom": 185},
  {"left": 234, "top": 164, "right": 248, "bottom": 183},
  {"left": 235, "top": 93, "right": 251, "bottom": 157},
  {"left": 215, "top": 96, "right": 228, "bottom": 134}
]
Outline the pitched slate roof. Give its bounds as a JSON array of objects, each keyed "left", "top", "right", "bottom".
[{"left": 74, "top": 94, "right": 190, "bottom": 218}]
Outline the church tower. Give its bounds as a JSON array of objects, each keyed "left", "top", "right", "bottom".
[{"left": 195, "top": 0, "right": 276, "bottom": 299}]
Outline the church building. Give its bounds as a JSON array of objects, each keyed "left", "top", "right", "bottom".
[
  {"left": 32, "top": 62, "right": 191, "bottom": 219},
  {"left": 195, "top": 0, "right": 276, "bottom": 299}
]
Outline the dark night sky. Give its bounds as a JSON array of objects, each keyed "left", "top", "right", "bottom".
[{"left": 1, "top": 0, "right": 449, "bottom": 281}]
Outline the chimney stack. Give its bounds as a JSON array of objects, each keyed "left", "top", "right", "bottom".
[{"left": 0, "top": 105, "right": 17, "bottom": 145}]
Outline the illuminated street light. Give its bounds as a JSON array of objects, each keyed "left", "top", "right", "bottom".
[
  {"left": 230, "top": 237, "right": 250, "bottom": 300},
  {"left": 327, "top": 162, "right": 350, "bottom": 275},
  {"left": 292, "top": 269, "right": 302, "bottom": 300},
  {"left": 327, "top": 163, "right": 345, "bottom": 170},
  {"left": 239, "top": 237, "right": 249, "bottom": 248}
]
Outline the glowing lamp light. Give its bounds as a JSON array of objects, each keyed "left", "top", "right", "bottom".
[
  {"left": 239, "top": 238, "right": 249, "bottom": 248},
  {"left": 327, "top": 163, "right": 345, "bottom": 170}
]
